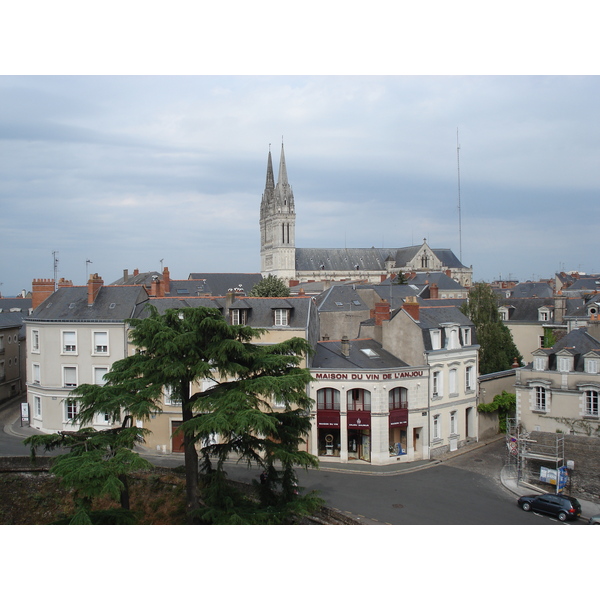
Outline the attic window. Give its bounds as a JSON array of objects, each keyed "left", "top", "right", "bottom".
[
  {"left": 361, "top": 348, "right": 379, "bottom": 358},
  {"left": 335, "top": 302, "right": 344, "bottom": 307},
  {"left": 109, "top": 303, "right": 116, "bottom": 309},
  {"left": 69, "top": 303, "right": 76, "bottom": 309},
  {"left": 177, "top": 289, "right": 189, "bottom": 295},
  {"left": 352, "top": 300, "right": 361, "bottom": 306}
]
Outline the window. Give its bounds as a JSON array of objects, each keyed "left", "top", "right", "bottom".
[
  {"left": 62, "top": 331, "right": 77, "bottom": 354},
  {"left": 499, "top": 307, "right": 509, "bottom": 321},
  {"left": 63, "top": 366, "right": 77, "bottom": 388},
  {"left": 462, "top": 327, "right": 471, "bottom": 346},
  {"left": 534, "top": 357, "right": 546, "bottom": 371},
  {"left": 465, "top": 366, "right": 473, "bottom": 391},
  {"left": 535, "top": 386, "right": 547, "bottom": 411},
  {"left": 230, "top": 309, "right": 247, "bottom": 325},
  {"left": 433, "top": 414, "right": 441, "bottom": 440},
  {"left": 94, "top": 367, "right": 108, "bottom": 386},
  {"left": 449, "top": 369, "right": 457, "bottom": 395},
  {"left": 317, "top": 388, "right": 340, "bottom": 410},
  {"left": 274, "top": 309, "right": 289, "bottom": 326},
  {"left": 450, "top": 411, "right": 457, "bottom": 435},
  {"left": 93, "top": 331, "right": 108, "bottom": 354},
  {"left": 538, "top": 308, "right": 551, "bottom": 322},
  {"left": 32, "top": 330, "right": 40, "bottom": 352},
  {"left": 347, "top": 388, "right": 371, "bottom": 411},
  {"left": 585, "top": 390, "right": 599, "bottom": 417},
  {"left": 430, "top": 330, "right": 441, "bottom": 350},
  {"left": 164, "top": 385, "right": 181, "bottom": 406},
  {"left": 585, "top": 358, "right": 599, "bottom": 374},
  {"left": 558, "top": 357, "right": 571, "bottom": 373},
  {"left": 0, "top": 335, "right": 3, "bottom": 353},
  {"left": 433, "top": 371, "right": 442, "bottom": 397},
  {"left": 65, "top": 399, "right": 78, "bottom": 421},
  {"left": 447, "top": 328, "right": 459, "bottom": 349},
  {"left": 32, "top": 363, "right": 41, "bottom": 384},
  {"left": 34, "top": 396, "right": 42, "bottom": 418},
  {"left": 389, "top": 387, "right": 408, "bottom": 410}
]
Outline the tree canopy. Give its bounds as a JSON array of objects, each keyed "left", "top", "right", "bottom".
[
  {"left": 461, "top": 282, "right": 522, "bottom": 375},
  {"left": 49, "top": 304, "right": 320, "bottom": 523},
  {"left": 249, "top": 274, "right": 290, "bottom": 297}
]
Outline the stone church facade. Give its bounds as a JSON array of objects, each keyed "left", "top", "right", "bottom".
[{"left": 259, "top": 144, "right": 472, "bottom": 288}]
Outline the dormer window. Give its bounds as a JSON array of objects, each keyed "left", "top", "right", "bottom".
[
  {"left": 446, "top": 327, "right": 460, "bottom": 349},
  {"left": 585, "top": 357, "right": 599, "bottom": 374},
  {"left": 538, "top": 307, "right": 552, "bottom": 322},
  {"left": 534, "top": 356, "right": 547, "bottom": 371},
  {"left": 499, "top": 307, "right": 509, "bottom": 321},
  {"left": 430, "top": 330, "right": 441, "bottom": 350},
  {"left": 462, "top": 327, "right": 471, "bottom": 346},
  {"left": 557, "top": 356, "right": 572, "bottom": 373},
  {"left": 230, "top": 309, "right": 247, "bottom": 325},
  {"left": 274, "top": 308, "right": 289, "bottom": 326}
]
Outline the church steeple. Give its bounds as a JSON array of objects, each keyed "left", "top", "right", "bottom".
[
  {"left": 277, "top": 142, "right": 288, "bottom": 187},
  {"left": 265, "top": 145, "right": 275, "bottom": 191}
]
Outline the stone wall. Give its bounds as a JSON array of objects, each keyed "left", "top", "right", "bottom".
[{"left": 527, "top": 432, "right": 600, "bottom": 502}]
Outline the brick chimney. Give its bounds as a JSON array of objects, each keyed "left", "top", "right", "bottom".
[
  {"left": 162, "top": 267, "right": 171, "bottom": 294},
  {"left": 32, "top": 277, "right": 73, "bottom": 310},
  {"left": 87, "top": 273, "right": 104, "bottom": 306},
  {"left": 374, "top": 300, "right": 391, "bottom": 326},
  {"left": 403, "top": 296, "right": 420, "bottom": 321},
  {"left": 429, "top": 283, "right": 439, "bottom": 299},
  {"left": 133, "top": 269, "right": 139, "bottom": 276},
  {"left": 150, "top": 275, "right": 163, "bottom": 298}
]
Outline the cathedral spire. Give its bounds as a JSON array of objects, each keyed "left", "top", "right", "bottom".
[
  {"left": 265, "top": 145, "right": 275, "bottom": 190},
  {"left": 277, "top": 141, "right": 288, "bottom": 187}
]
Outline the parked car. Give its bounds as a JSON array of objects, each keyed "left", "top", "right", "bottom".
[
  {"left": 517, "top": 493, "right": 581, "bottom": 521},
  {"left": 589, "top": 514, "right": 600, "bottom": 525}
]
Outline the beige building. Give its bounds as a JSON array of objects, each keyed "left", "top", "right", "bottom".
[{"left": 515, "top": 318, "right": 600, "bottom": 434}]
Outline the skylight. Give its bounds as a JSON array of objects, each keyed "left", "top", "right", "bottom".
[{"left": 361, "top": 348, "right": 379, "bottom": 358}]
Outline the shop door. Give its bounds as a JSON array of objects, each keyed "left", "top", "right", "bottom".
[
  {"left": 413, "top": 427, "right": 422, "bottom": 459},
  {"left": 171, "top": 421, "right": 185, "bottom": 453}
]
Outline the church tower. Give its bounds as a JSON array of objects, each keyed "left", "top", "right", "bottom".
[{"left": 260, "top": 143, "right": 296, "bottom": 283}]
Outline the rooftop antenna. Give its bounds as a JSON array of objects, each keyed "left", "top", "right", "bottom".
[
  {"left": 86, "top": 259, "right": 92, "bottom": 282},
  {"left": 456, "top": 128, "right": 463, "bottom": 263},
  {"left": 160, "top": 258, "right": 164, "bottom": 272},
  {"left": 53, "top": 251, "right": 59, "bottom": 291}
]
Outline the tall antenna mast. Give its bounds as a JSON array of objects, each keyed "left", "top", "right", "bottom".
[
  {"left": 456, "top": 128, "right": 463, "bottom": 263},
  {"left": 53, "top": 250, "right": 59, "bottom": 291}
]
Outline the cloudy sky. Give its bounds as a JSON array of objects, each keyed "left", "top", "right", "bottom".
[{"left": 1, "top": 8, "right": 599, "bottom": 296}]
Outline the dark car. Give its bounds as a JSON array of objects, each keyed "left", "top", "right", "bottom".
[{"left": 517, "top": 493, "right": 581, "bottom": 521}]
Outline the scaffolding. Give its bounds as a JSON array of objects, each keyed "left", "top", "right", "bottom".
[{"left": 517, "top": 431, "right": 566, "bottom": 493}]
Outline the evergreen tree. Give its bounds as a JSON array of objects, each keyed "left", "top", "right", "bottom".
[
  {"left": 24, "top": 419, "right": 151, "bottom": 524},
  {"left": 249, "top": 274, "right": 290, "bottom": 297},
  {"left": 57, "top": 305, "right": 318, "bottom": 523},
  {"left": 461, "top": 282, "right": 522, "bottom": 375}
]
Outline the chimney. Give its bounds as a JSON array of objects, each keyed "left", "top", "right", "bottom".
[
  {"left": 162, "top": 267, "right": 171, "bottom": 293},
  {"left": 588, "top": 314, "right": 600, "bottom": 343},
  {"left": 445, "top": 269, "right": 452, "bottom": 278},
  {"left": 225, "top": 291, "right": 236, "bottom": 311},
  {"left": 123, "top": 269, "right": 129, "bottom": 283},
  {"left": 150, "top": 275, "right": 162, "bottom": 298},
  {"left": 32, "top": 277, "right": 73, "bottom": 310},
  {"left": 430, "top": 283, "right": 439, "bottom": 299},
  {"left": 403, "top": 296, "right": 420, "bottom": 321},
  {"left": 87, "top": 273, "right": 104, "bottom": 306},
  {"left": 133, "top": 268, "right": 139, "bottom": 276},
  {"left": 341, "top": 336, "right": 351, "bottom": 357},
  {"left": 374, "top": 300, "right": 391, "bottom": 326}
]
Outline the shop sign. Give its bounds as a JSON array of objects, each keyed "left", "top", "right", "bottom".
[
  {"left": 315, "top": 370, "right": 424, "bottom": 381},
  {"left": 347, "top": 411, "right": 371, "bottom": 429},
  {"left": 317, "top": 410, "right": 340, "bottom": 428},
  {"left": 389, "top": 408, "right": 408, "bottom": 427}
]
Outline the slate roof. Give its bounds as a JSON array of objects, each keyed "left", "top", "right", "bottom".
[
  {"left": 0, "top": 298, "right": 32, "bottom": 314},
  {"left": 185, "top": 273, "right": 263, "bottom": 296},
  {"left": 295, "top": 245, "right": 466, "bottom": 272},
  {"left": 499, "top": 282, "right": 554, "bottom": 299},
  {"left": 311, "top": 338, "right": 408, "bottom": 370},
  {"left": 525, "top": 326, "right": 600, "bottom": 372},
  {"left": 0, "top": 311, "right": 27, "bottom": 336},
  {"left": 497, "top": 297, "right": 584, "bottom": 323},
  {"left": 315, "top": 285, "right": 370, "bottom": 313},
  {"left": 26, "top": 286, "right": 149, "bottom": 322},
  {"left": 404, "top": 271, "right": 466, "bottom": 290},
  {"left": 415, "top": 305, "right": 477, "bottom": 352},
  {"left": 110, "top": 271, "right": 161, "bottom": 286}
]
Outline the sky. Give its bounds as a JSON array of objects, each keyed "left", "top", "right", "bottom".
[{"left": 1, "top": 5, "right": 599, "bottom": 300}]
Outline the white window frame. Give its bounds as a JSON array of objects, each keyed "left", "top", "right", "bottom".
[
  {"left": 450, "top": 411, "right": 457, "bottom": 435},
  {"left": 433, "top": 414, "right": 441, "bottom": 440},
  {"left": 274, "top": 309, "right": 289, "bottom": 327},
  {"left": 164, "top": 384, "right": 182, "bottom": 406},
  {"left": 230, "top": 309, "right": 247, "bottom": 325},
  {"left": 584, "top": 389, "right": 599, "bottom": 417},
  {"left": 585, "top": 358, "right": 599, "bottom": 374},
  {"left": 430, "top": 330, "right": 441, "bottom": 350},
  {"left": 34, "top": 395, "right": 42, "bottom": 418},
  {"left": 62, "top": 330, "right": 77, "bottom": 354},
  {"left": 558, "top": 356, "right": 571, "bottom": 373},
  {"left": 63, "top": 366, "right": 78, "bottom": 388},
  {"left": 462, "top": 327, "right": 471, "bottom": 346},
  {"left": 534, "top": 386, "right": 547, "bottom": 412},
  {"left": 92, "top": 331, "right": 109, "bottom": 355},
  {"left": 499, "top": 307, "right": 509, "bottom": 321},
  {"left": 32, "top": 363, "right": 41, "bottom": 385},
  {"left": 534, "top": 356, "right": 547, "bottom": 371},
  {"left": 465, "top": 365, "right": 473, "bottom": 391},
  {"left": 432, "top": 370, "right": 442, "bottom": 397},
  {"left": 538, "top": 308, "right": 552, "bottom": 322},
  {"left": 94, "top": 366, "right": 108, "bottom": 386},
  {"left": 449, "top": 368, "right": 457, "bottom": 395},
  {"left": 31, "top": 329, "right": 40, "bottom": 353},
  {"left": 65, "top": 399, "right": 79, "bottom": 421}
]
